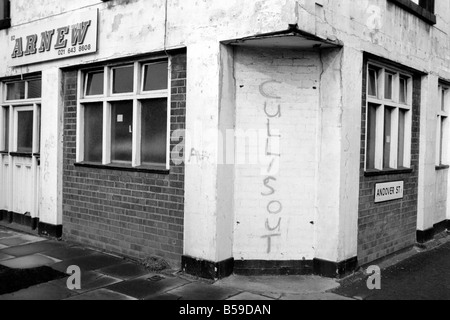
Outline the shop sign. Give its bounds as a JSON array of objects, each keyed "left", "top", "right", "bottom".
[{"left": 9, "top": 9, "right": 98, "bottom": 67}]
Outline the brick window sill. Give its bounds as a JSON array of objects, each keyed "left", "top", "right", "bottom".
[
  {"left": 364, "top": 168, "right": 414, "bottom": 177},
  {"left": 388, "top": 0, "right": 436, "bottom": 25},
  {"left": 74, "top": 162, "right": 170, "bottom": 175},
  {"left": 436, "top": 165, "right": 450, "bottom": 171}
]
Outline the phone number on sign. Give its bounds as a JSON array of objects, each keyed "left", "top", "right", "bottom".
[{"left": 58, "top": 44, "right": 92, "bottom": 56}]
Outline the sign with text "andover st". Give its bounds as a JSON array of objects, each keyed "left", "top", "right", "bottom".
[
  {"left": 9, "top": 9, "right": 98, "bottom": 67},
  {"left": 375, "top": 181, "right": 404, "bottom": 203}
]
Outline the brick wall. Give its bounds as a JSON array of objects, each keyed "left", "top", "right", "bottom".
[
  {"left": 358, "top": 57, "right": 420, "bottom": 266},
  {"left": 62, "top": 52, "right": 186, "bottom": 267}
]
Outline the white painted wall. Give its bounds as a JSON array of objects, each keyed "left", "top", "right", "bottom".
[
  {"left": 39, "top": 68, "right": 63, "bottom": 226},
  {"left": 233, "top": 47, "right": 320, "bottom": 261}
]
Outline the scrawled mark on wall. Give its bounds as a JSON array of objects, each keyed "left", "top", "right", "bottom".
[{"left": 259, "top": 80, "right": 283, "bottom": 254}]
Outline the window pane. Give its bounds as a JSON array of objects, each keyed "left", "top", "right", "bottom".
[
  {"left": 84, "top": 103, "right": 103, "bottom": 163},
  {"left": 400, "top": 77, "right": 407, "bottom": 104},
  {"left": 112, "top": 66, "right": 134, "bottom": 94},
  {"left": 366, "top": 104, "right": 377, "bottom": 170},
  {"left": 383, "top": 107, "right": 393, "bottom": 169},
  {"left": 368, "top": 69, "right": 378, "bottom": 97},
  {"left": 440, "top": 117, "right": 445, "bottom": 165},
  {"left": 111, "top": 101, "right": 133, "bottom": 163},
  {"left": 27, "top": 79, "right": 42, "bottom": 99},
  {"left": 2, "top": 107, "right": 8, "bottom": 151},
  {"left": 17, "top": 111, "right": 33, "bottom": 153},
  {"left": 441, "top": 88, "right": 446, "bottom": 112},
  {"left": 6, "top": 82, "right": 25, "bottom": 100},
  {"left": 85, "top": 71, "right": 104, "bottom": 96},
  {"left": 141, "top": 99, "right": 168, "bottom": 167},
  {"left": 398, "top": 109, "right": 406, "bottom": 168},
  {"left": 143, "top": 62, "right": 168, "bottom": 91},
  {"left": 385, "top": 73, "right": 393, "bottom": 100}
]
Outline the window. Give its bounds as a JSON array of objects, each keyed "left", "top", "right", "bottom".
[
  {"left": 436, "top": 84, "right": 449, "bottom": 167},
  {"left": 0, "top": 106, "right": 8, "bottom": 152},
  {"left": 389, "top": 0, "right": 436, "bottom": 25},
  {"left": 1, "top": 77, "right": 41, "bottom": 156},
  {"left": 365, "top": 63, "right": 413, "bottom": 171},
  {"left": 0, "top": 0, "right": 10, "bottom": 30},
  {"left": 6, "top": 79, "right": 42, "bottom": 101},
  {"left": 78, "top": 59, "right": 170, "bottom": 170},
  {"left": 411, "top": 0, "right": 435, "bottom": 13}
]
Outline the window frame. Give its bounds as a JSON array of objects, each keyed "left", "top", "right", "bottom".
[
  {"left": 388, "top": 0, "right": 436, "bottom": 25},
  {"left": 1, "top": 77, "right": 42, "bottom": 157},
  {"left": 5, "top": 77, "right": 42, "bottom": 102},
  {"left": 77, "top": 56, "right": 172, "bottom": 171},
  {"left": 436, "top": 83, "right": 449, "bottom": 168},
  {"left": 365, "top": 61, "right": 413, "bottom": 172}
]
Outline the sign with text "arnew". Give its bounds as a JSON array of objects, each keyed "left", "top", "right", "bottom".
[
  {"left": 375, "top": 181, "right": 404, "bottom": 203},
  {"left": 9, "top": 9, "right": 98, "bottom": 67}
]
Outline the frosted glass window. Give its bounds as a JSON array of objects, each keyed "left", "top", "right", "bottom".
[
  {"left": 7, "top": 82, "right": 25, "bottom": 100},
  {"left": 400, "top": 77, "right": 408, "bottom": 104},
  {"left": 366, "top": 104, "right": 377, "bottom": 170},
  {"left": 111, "top": 101, "right": 133, "bottom": 163},
  {"left": 368, "top": 68, "right": 378, "bottom": 97},
  {"left": 84, "top": 103, "right": 103, "bottom": 163},
  {"left": 385, "top": 73, "right": 393, "bottom": 100},
  {"left": 85, "top": 71, "right": 104, "bottom": 96},
  {"left": 17, "top": 111, "right": 33, "bottom": 153},
  {"left": 141, "top": 99, "right": 167, "bottom": 167},
  {"left": 143, "top": 62, "right": 168, "bottom": 91},
  {"left": 112, "top": 65, "right": 134, "bottom": 94},
  {"left": 27, "top": 79, "right": 42, "bottom": 99},
  {"left": 2, "top": 107, "right": 8, "bottom": 151},
  {"left": 383, "top": 107, "right": 393, "bottom": 169},
  {"left": 398, "top": 109, "right": 406, "bottom": 168}
]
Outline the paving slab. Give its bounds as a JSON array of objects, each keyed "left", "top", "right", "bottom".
[
  {"left": 280, "top": 293, "right": 354, "bottom": 300},
  {"left": 0, "top": 253, "right": 14, "bottom": 262},
  {"left": 0, "top": 254, "right": 61, "bottom": 269},
  {"left": 0, "top": 282, "right": 77, "bottom": 300},
  {"left": 215, "top": 275, "right": 340, "bottom": 297},
  {"left": 167, "top": 282, "right": 241, "bottom": 301},
  {"left": 0, "top": 231, "right": 14, "bottom": 239},
  {"left": 65, "top": 288, "right": 137, "bottom": 300},
  {"left": 226, "top": 292, "right": 275, "bottom": 300},
  {"left": 51, "top": 252, "right": 124, "bottom": 274},
  {"left": 51, "top": 271, "right": 122, "bottom": 294},
  {"left": 145, "top": 293, "right": 182, "bottom": 300},
  {"left": 43, "top": 245, "right": 96, "bottom": 261},
  {"left": 107, "top": 274, "right": 190, "bottom": 300},
  {"left": 97, "top": 262, "right": 149, "bottom": 280},
  {"left": 0, "top": 234, "right": 46, "bottom": 247},
  {"left": 0, "top": 241, "right": 68, "bottom": 257}
]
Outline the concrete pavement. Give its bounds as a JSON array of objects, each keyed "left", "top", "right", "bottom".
[
  {"left": 0, "top": 226, "right": 351, "bottom": 300},
  {"left": 2, "top": 225, "right": 448, "bottom": 300}
]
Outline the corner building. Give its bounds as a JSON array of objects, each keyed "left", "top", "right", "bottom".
[{"left": 0, "top": 0, "right": 448, "bottom": 279}]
